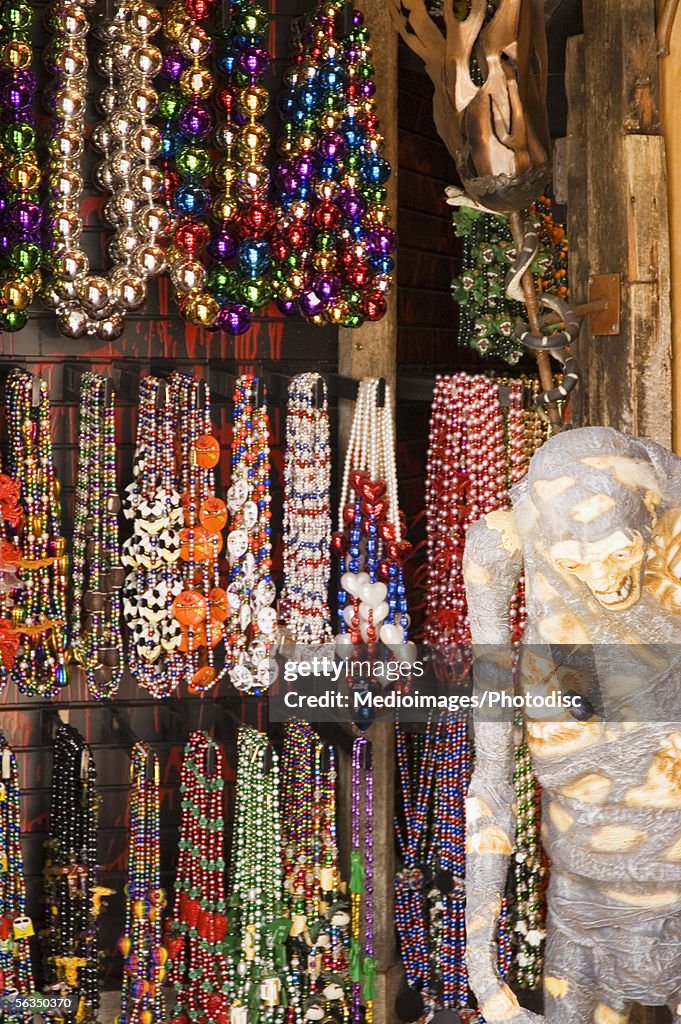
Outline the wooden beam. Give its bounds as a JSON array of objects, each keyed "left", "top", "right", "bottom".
[
  {"left": 578, "top": 0, "right": 671, "bottom": 447},
  {"left": 658, "top": 0, "right": 681, "bottom": 452},
  {"left": 337, "top": 4, "right": 400, "bottom": 1024},
  {"left": 565, "top": 35, "right": 588, "bottom": 427}
]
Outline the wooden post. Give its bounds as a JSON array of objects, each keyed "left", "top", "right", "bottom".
[
  {"left": 568, "top": 6, "right": 672, "bottom": 1022},
  {"left": 576, "top": 0, "right": 672, "bottom": 446},
  {"left": 337, "top": 3, "right": 399, "bottom": 1023},
  {"left": 658, "top": 0, "right": 681, "bottom": 452}
]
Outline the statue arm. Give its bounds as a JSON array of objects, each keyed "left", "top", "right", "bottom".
[{"left": 463, "top": 512, "right": 541, "bottom": 1022}]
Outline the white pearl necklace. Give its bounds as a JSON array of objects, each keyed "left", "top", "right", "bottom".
[
  {"left": 42, "top": 0, "right": 171, "bottom": 339},
  {"left": 280, "top": 373, "right": 333, "bottom": 648}
]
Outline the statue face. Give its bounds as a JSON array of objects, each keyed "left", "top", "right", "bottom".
[{"left": 549, "top": 529, "right": 645, "bottom": 610}]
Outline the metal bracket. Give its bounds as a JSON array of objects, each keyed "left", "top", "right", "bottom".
[{"left": 588, "top": 273, "right": 621, "bottom": 336}]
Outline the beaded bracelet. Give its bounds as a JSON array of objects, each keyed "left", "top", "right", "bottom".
[
  {"left": 71, "top": 372, "right": 124, "bottom": 699},
  {"left": 6, "top": 369, "right": 68, "bottom": 697},
  {"left": 43, "top": 724, "right": 101, "bottom": 1024},
  {"left": 0, "top": 731, "right": 35, "bottom": 1023},
  {"left": 0, "top": 0, "right": 42, "bottom": 334},
  {"left": 122, "top": 376, "right": 184, "bottom": 698},
  {"left": 225, "top": 376, "right": 276, "bottom": 694},
  {"left": 280, "top": 373, "right": 333, "bottom": 650},
  {"left": 119, "top": 742, "right": 167, "bottom": 1024}
]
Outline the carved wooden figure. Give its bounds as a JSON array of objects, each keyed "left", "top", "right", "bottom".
[
  {"left": 388, "top": 0, "right": 550, "bottom": 212},
  {"left": 463, "top": 427, "right": 681, "bottom": 1023}
]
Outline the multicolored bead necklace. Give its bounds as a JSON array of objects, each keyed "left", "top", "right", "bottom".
[
  {"left": 42, "top": 0, "right": 168, "bottom": 339},
  {"left": 71, "top": 372, "right": 124, "bottom": 700},
  {"left": 170, "top": 374, "right": 227, "bottom": 694},
  {"left": 6, "top": 369, "right": 68, "bottom": 697},
  {"left": 122, "top": 376, "right": 184, "bottom": 698},
  {"left": 119, "top": 742, "right": 166, "bottom": 1024},
  {"left": 160, "top": 0, "right": 275, "bottom": 334},
  {"left": 165, "top": 731, "right": 229, "bottom": 1023},
  {"left": 274, "top": 2, "right": 396, "bottom": 326},
  {"left": 228, "top": 727, "right": 296, "bottom": 1023},
  {"left": 280, "top": 374, "right": 333, "bottom": 650},
  {"left": 225, "top": 376, "right": 277, "bottom": 694},
  {"left": 509, "top": 738, "right": 547, "bottom": 988},
  {"left": 335, "top": 379, "right": 412, "bottom": 667},
  {"left": 394, "top": 718, "right": 439, "bottom": 1006},
  {"left": 43, "top": 724, "right": 100, "bottom": 1024},
  {"left": 0, "top": 0, "right": 41, "bottom": 334},
  {"left": 0, "top": 466, "right": 23, "bottom": 693},
  {"left": 423, "top": 374, "right": 507, "bottom": 657},
  {"left": 280, "top": 722, "right": 350, "bottom": 1019},
  {"left": 350, "top": 736, "right": 374, "bottom": 1024},
  {"left": 0, "top": 732, "right": 35, "bottom": 1019}
]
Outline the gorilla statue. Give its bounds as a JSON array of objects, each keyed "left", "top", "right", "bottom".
[{"left": 463, "top": 426, "right": 681, "bottom": 1024}]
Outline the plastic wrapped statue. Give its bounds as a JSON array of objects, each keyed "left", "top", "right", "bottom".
[{"left": 463, "top": 426, "right": 681, "bottom": 1024}]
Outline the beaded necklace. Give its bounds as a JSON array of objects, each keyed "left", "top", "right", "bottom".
[
  {"left": 280, "top": 722, "right": 350, "bottom": 1018},
  {"left": 274, "top": 3, "right": 396, "bottom": 327},
  {"left": 0, "top": 464, "right": 23, "bottom": 693},
  {"left": 43, "top": 724, "right": 100, "bottom": 1024},
  {"left": 423, "top": 374, "right": 506, "bottom": 657},
  {"left": 334, "top": 379, "right": 412, "bottom": 668},
  {"left": 170, "top": 374, "right": 227, "bottom": 694},
  {"left": 165, "top": 731, "right": 229, "bottom": 1022},
  {"left": 0, "top": 732, "right": 35, "bottom": 1021},
  {"left": 6, "top": 369, "right": 68, "bottom": 697},
  {"left": 394, "top": 718, "right": 439, "bottom": 1002},
  {"left": 227, "top": 726, "right": 297, "bottom": 1023},
  {"left": 225, "top": 376, "right": 276, "bottom": 694},
  {"left": 71, "top": 372, "right": 124, "bottom": 699},
  {"left": 161, "top": 0, "right": 275, "bottom": 334},
  {"left": 122, "top": 376, "right": 184, "bottom": 698},
  {"left": 119, "top": 742, "right": 166, "bottom": 1024},
  {"left": 280, "top": 374, "right": 333, "bottom": 650},
  {"left": 42, "top": 0, "right": 168, "bottom": 339},
  {"left": 0, "top": 0, "right": 41, "bottom": 334},
  {"left": 350, "top": 737, "right": 374, "bottom": 1024}
]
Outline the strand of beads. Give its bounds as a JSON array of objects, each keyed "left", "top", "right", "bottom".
[
  {"left": 225, "top": 376, "right": 277, "bottom": 695},
  {"left": 0, "top": 466, "right": 23, "bottom": 693},
  {"left": 423, "top": 374, "right": 506, "bottom": 659},
  {"left": 227, "top": 727, "right": 297, "bottom": 1024},
  {"left": 429, "top": 716, "right": 471, "bottom": 1013},
  {"left": 41, "top": 0, "right": 169, "bottom": 339},
  {"left": 119, "top": 742, "right": 167, "bottom": 1024},
  {"left": 160, "top": 0, "right": 218, "bottom": 328},
  {"left": 280, "top": 723, "right": 350, "bottom": 1019},
  {"left": 169, "top": 374, "right": 228, "bottom": 694},
  {"left": 0, "top": 732, "right": 35, "bottom": 1021},
  {"left": 71, "top": 373, "right": 124, "bottom": 699},
  {"left": 350, "top": 737, "right": 374, "bottom": 1024},
  {"left": 280, "top": 373, "right": 333, "bottom": 651},
  {"left": 6, "top": 369, "right": 68, "bottom": 697},
  {"left": 394, "top": 718, "right": 439, "bottom": 1016},
  {"left": 165, "top": 732, "right": 229, "bottom": 1024},
  {"left": 0, "top": 0, "right": 42, "bottom": 334},
  {"left": 43, "top": 724, "right": 100, "bottom": 1024},
  {"left": 510, "top": 739, "right": 547, "bottom": 989},
  {"left": 274, "top": 3, "right": 396, "bottom": 327},
  {"left": 122, "top": 376, "right": 184, "bottom": 698},
  {"left": 334, "top": 379, "right": 412, "bottom": 672}
]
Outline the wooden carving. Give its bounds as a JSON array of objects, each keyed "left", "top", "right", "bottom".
[{"left": 389, "top": 0, "right": 551, "bottom": 212}]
